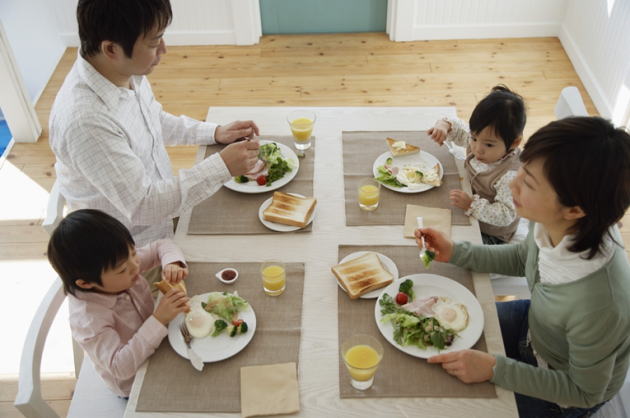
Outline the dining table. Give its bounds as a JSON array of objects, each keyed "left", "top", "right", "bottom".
[{"left": 124, "top": 106, "right": 519, "bottom": 417}]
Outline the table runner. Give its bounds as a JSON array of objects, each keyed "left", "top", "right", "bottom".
[
  {"left": 136, "top": 261, "right": 304, "bottom": 413},
  {"left": 337, "top": 245, "right": 496, "bottom": 398},
  {"left": 343, "top": 131, "right": 470, "bottom": 226},
  {"left": 188, "top": 136, "right": 315, "bottom": 234}
]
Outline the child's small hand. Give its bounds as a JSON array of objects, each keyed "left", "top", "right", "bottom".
[
  {"left": 153, "top": 289, "right": 190, "bottom": 325},
  {"left": 163, "top": 262, "right": 188, "bottom": 284},
  {"left": 428, "top": 120, "right": 450, "bottom": 145},
  {"left": 414, "top": 227, "right": 454, "bottom": 262},
  {"left": 450, "top": 189, "right": 473, "bottom": 210}
]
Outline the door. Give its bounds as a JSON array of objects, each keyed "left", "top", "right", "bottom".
[{"left": 260, "top": 0, "right": 387, "bottom": 34}]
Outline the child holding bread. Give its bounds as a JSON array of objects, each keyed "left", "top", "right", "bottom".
[
  {"left": 428, "top": 85, "right": 526, "bottom": 244},
  {"left": 47, "top": 209, "right": 190, "bottom": 397}
]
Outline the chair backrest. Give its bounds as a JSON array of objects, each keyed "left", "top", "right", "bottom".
[
  {"left": 555, "top": 86, "right": 588, "bottom": 119},
  {"left": 42, "top": 179, "right": 65, "bottom": 236},
  {"left": 14, "top": 280, "right": 65, "bottom": 418}
]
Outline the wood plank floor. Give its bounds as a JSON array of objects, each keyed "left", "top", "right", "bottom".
[{"left": 2, "top": 33, "right": 627, "bottom": 415}]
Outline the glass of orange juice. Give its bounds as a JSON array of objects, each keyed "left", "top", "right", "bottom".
[
  {"left": 341, "top": 334, "right": 384, "bottom": 390},
  {"left": 358, "top": 178, "right": 381, "bottom": 211},
  {"left": 287, "top": 110, "right": 316, "bottom": 153},
  {"left": 260, "top": 261, "right": 286, "bottom": 296}
]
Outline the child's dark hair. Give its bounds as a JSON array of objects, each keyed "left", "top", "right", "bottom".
[
  {"left": 469, "top": 85, "right": 526, "bottom": 150},
  {"left": 77, "top": 0, "right": 172, "bottom": 58},
  {"left": 47, "top": 209, "right": 135, "bottom": 295},
  {"left": 521, "top": 116, "right": 630, "bottom": 259}
]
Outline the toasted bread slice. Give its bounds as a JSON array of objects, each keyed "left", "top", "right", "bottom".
[
  {"left": 386, "top": 137, "right": 420, "bottom": 157},
  {"left": 331, "top": 252, "right": 394, "bottom": 299},
  {"left": 263, "top": 192, "right": 316, "bottom": 228},
  {"left": 154, "top": 279, "right": 187, "bottom": 295},
  {"left": 421, "top": 163, "right": 442, "bottom": 187}
]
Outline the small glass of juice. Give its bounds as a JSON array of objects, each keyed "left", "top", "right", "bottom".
[
  {"left": 341, "top": 334, "right": 384, "bottom": 390},
  {"left": 260, "top": 261, "right": 286, "bottom": 296},
  {"left": 357, "top": 178, "right": 381, "bottom": 211},
  {"left": 287, "top": 110, "right": 316, "bottom": 153}
]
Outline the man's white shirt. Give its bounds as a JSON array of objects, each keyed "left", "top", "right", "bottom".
[{"left": 50, "top": 54, "right": 231, "bottom": 246}]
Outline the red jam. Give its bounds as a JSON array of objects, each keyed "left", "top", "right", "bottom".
[{"left": 221, "top": 269, "right": 237, "bottom": 282}]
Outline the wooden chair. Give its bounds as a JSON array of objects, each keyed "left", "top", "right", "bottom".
[
  {"left": 14, "top": 279, "right": 126, "bottom": 417},
  {"left": 42, "top": 179, "right": 65, "bottom": 235}
]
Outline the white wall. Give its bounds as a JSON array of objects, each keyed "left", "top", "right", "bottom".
[
  {"left": 0, "top": 0, "right": 65, "bottom": 103},
  {"left": 560, "top": 0, "right": 630, "bottom": 124}
]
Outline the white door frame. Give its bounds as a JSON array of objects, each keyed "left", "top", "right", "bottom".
[{"left": 0, "top": 21, "right": 42, "bottom": 144}]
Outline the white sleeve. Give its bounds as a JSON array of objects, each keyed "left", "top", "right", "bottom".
[
  {"left": 466, "top": 170, "right": 518, "bottom": 227},
  {"left": 445, "top": 117, "right": 472, "bottom": 147}
]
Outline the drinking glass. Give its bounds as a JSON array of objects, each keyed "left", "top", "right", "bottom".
[
  {"left": 357, "top": 178, "right": 380, "bottom": 211},
  {"left": 341, "top": 334, "right": 384, "bottom": 390},
  {"left": 260, "top": 260, "right": 286, "bottom": 296},
  {"left": 287, "top": 110, "right": 316, "bottom": 153}
]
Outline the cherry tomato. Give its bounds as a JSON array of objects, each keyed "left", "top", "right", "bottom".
[
  {"left": 232, "top": 319, "right": 244, "bottom": 327},
  {"left": 256, "top": 175, "right": 267, "bottom": 185},
  {"left": 395, "top": 292, "right": 409, "bottom": 305}
]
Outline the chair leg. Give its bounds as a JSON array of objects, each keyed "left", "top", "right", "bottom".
[{"left": 72, "top": 339, "right": 84, "bottom": 378}]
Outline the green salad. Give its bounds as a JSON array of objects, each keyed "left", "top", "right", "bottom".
[
  {"left": 202, "top": 292, "right": 249, "bottom": 337},
  {"left": 375, "top": 157, "right": 407, "bottom": 188},
  {"left": 380, "top": 293, "right": 455, "bottom": 350}
]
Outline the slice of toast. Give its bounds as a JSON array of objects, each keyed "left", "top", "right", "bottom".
[
  {"left": 386, "top": 137, "right": 420, "bottom": 157},
  {"left": 263, "top": 192, "right": 316, "bottom": 228},
  {"left": 331, "top": 252, "right": 394, "bottom": 299},
  {"left": 421, "top": 163, "right": 442, "bottom": 187}
]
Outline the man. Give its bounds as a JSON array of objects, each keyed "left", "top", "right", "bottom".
[{"left": 50, "top": 0, "right": 260, "bottom": 246}]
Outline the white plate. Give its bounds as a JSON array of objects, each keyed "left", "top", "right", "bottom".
[
  {"left": 223, "top": 140, "right": 299, "bottom": 194},
  {"left": 258, "top": 193, "right": 315, "bottom": 232},
  {"left": 374, "top": 274, "right": 484, "bottom": 358},
  {"left": 372, "top": 151, "right": 443, "bottom": 193},
  {"left": 168, "top": 292, "right": 257, "bottom": 363},
  {"left": 335, "top": 251, "right": 399, "bottom": 299}
]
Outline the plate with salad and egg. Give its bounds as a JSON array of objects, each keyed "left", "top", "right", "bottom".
[
  {"left": 372, "top": 144, "right": 443, "bottom": 193},
  {"left": 168, "top": 291, "right": 256, "bottom": 362},
  {"left": 374, "top": 274, "right": 483, "bottom": 358},
  {"left": 224, "top": 140, "right": 299, "bottom": 194}
]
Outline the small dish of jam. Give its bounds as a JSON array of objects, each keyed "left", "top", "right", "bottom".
[{"left": 215, "top": 268, "right": 239, "bottom": 284}]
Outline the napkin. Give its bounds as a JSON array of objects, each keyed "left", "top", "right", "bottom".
[
  {"left": 240, "top": 362, "right": 300, "bottom": 418},
  {"left": 403, "top": 204, "right": 452, "bottom": 238}
]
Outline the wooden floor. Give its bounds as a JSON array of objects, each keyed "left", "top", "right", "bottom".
[{"left": 2, "top": 33, "right": 628, "bottom": 416}]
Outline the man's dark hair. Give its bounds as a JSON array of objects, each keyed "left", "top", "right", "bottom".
[
  {"left": 47, "top": 209, "right": 135, "bottom": 295},
  {"left": 469, "top": 85, "right": 527, "bottom": 150},
  {"left": 77, "top": 0, "right": 172, "bottom": 58},
  {"left": 521, "top": 116, "right": 630, "bottom": 259}
]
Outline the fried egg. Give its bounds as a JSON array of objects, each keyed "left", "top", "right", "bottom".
[
  {"left": 395, "top": 166, "right": 424, "bottom": 186},
  {"left": 432, "top": 296, "right": 469, "bottom": 332},
  {"left": 185, "top": 309, "right": 215, "bottom": 338}
]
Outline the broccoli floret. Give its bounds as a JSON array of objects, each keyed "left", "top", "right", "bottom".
[
  {"left": 398, "top": 279, "right": 415, "bottom": 301},
  {"left": 211, "top": 319, "right": 228, "bottom": 337},
  {"left": 234, "top": 175, "right": 249, "bottom": 183},
  {"left": 421, "top": 250, "right": 436, "bottom": 268},
  {"left": 240, "top": 321, "right": 248, "bottom": 334}
]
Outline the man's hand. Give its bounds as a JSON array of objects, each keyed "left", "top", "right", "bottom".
[
  {"left": 450, "top": 189, "right": 473, "bottom": 211},
  {"left": 215, "top": 120, "right": 260, "bottom": 144},
  {"left": 219, "top": 139, "right": 260, "bottom": 176},
  {"left": 428, "top": 349, "right": 496, "bottom": 384}
]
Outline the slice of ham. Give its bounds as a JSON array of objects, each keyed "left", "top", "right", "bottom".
[
  {"left": 402, "top": 296, "right": 437, "bottom": 317},
  {"left": 244, "top": 159, "right": 268, "bottom": 180}
]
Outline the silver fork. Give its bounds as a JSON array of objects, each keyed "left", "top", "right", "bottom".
[{"left": 179, "top": 322, "right": 204, "bottom": 371}]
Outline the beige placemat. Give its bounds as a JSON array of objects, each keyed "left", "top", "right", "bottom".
[
  {"left": 188, "top": 136, "right": 315, "bottom": 235},
  {"left": 403, "top": 204, "right": 452, "bottom": 239},
  {"left": 337, "top": 245, "right": 496, "bottom": 399},
  {"left": 343, "top": 131, "right": 470, "bottom": 226},
  {"left": 240, "top": 362, "right": 300, "bottom": 417},
  {"left": 136, "top": 262, "right": 305, "bottom": 413}
]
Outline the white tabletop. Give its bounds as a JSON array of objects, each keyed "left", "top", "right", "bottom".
[{"left": 125, "top": 107, "right": 518, "bottom": 418}]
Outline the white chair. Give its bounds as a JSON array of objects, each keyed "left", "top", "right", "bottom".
[
  {"left": 555, "top": 86, "right": 588, "bottom": 119},
  {"left": 42, "top": 179, "right": 65, "bottom": 235},
  {"left": 14, "top": 279, "right": 126, "bottom": 418}
]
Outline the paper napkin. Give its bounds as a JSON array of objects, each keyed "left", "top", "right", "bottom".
[
  {"left": 403, "top": 204, "right": 452, "bottom": 239},
  {"left": 240, "top": 362, "right": 300, "bottom": 418}
]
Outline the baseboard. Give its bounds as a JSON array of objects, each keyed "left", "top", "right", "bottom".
[
  {"left": 558, "top": 25, "right": 613, "bottom": 118},
  {"left": 411, "top": 22, "right": 560, "bottom": 41},
  {"left": 61, "top": 30, "right": 239, "bottom": 47}
]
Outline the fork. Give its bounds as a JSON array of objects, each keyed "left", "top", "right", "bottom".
[{"left": 179, "top": 322, "right": 204, "bottom": 371}]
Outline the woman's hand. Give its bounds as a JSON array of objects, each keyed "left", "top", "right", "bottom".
[
  {"left": 153, "top": 289, "right": 189, "bottom": 325},
  {"left": 414, "top": 227, "right": 454, "bottom": 262},
  {"left": 163, "top": 262, "right": 188, "bottom": 284},
  {"left": 428, "top": 349, "right": 496, "bottom": 384}
]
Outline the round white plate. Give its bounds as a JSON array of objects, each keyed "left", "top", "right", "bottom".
[
  {"left": 223, "top": 140, "right": 299, "bottom": 194},
  {"left": 372, "top": 151, "right": 443, "bottom": 193},
  {"left": 374, "top": 274, "right": 484, "bottom": 358},
  {"left": 335, "top": 251, "right": 399, "bottom": 299},
  {"left": 258, "top": 193, "right": 315, "bottom": 232},
  {"left": 168, "top": 292, "right": 256, "bottom": 363}
]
